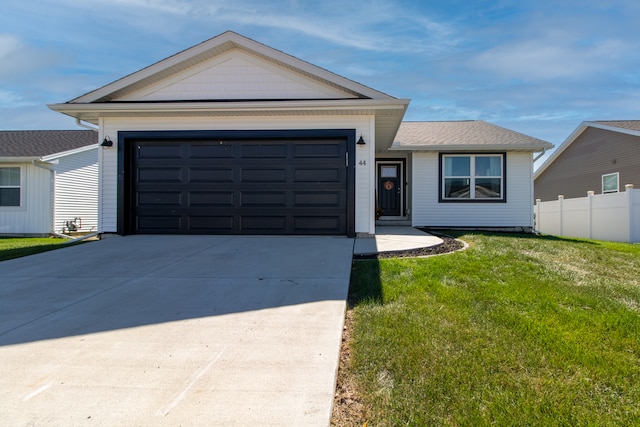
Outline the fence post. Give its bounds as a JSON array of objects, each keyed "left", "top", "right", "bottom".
[
  {"left": 626, "top": 184, "right": 634, "bottom": 243},
  {"left": 535, "top": 199, "right": 541, "bottom": 233},
  {"left": 558, "top": 195, "right": 564, "bottom": 236},
  {"left": 587, "top": 191, "right": 594, "bottom": 239}
]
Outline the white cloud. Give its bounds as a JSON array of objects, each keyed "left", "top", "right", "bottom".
[
  {"left": 0, "top": 34, "right": 22, "bottom": 58},
  {"left": 470, "top": 33, "right": 628, "bottom": 81},
  {"left": 0, "top": 33, "right": 65, "bottom": 80}
]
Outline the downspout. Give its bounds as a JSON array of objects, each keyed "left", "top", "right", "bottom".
[
  {"left": 533, "top": 149, "right": 547, "bottom": 163},
  {"left": 75, "top": 118, "right": 98, "bottom": 131}
]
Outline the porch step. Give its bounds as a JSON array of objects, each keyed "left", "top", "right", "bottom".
[{"left": 376, "top": 219, "right": 412, "bottom": 226}]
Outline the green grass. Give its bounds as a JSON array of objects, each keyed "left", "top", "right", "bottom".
[
  {"left": 0, "top": 237, "right": 70, "bottom": 262},
  {"left": 347, "top": 232, "right": 640, "bottom": 426}
]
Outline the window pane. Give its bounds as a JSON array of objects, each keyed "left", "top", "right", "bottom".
[
  {"left": 475, "top": 156, "right": 501, "bottom": 177},
  {"left": 475, "top": 178, "right": 502, "bottom": 198},
  {"left": 444, "top": 178, "right": 470, "bottom": 198},
  {"left": 0, "top": 188, "right": 20, "bottom": 206},
  {"left": 0, "top": 167, "right": 20, "bottom": 186},
  {"left": 602, "top": 174, "right": 618, "bottom": 193},
  {"left": 380, "top": 166, "right": 397, "bottom": 178},
  {"left": 444, "top": 157, "right": 470, "bottom": 176}
]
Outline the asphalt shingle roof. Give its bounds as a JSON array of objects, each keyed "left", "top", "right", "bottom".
[
  {"left": 394, "top": 120, "right": 553, "bottom": 151},
  {"left": 0, "top": 130, "right": 98, "bottom": 157},
  {"left": 592, "top": 120, "right": 640, "bottom": 132}
]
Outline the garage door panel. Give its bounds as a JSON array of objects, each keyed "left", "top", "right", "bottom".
[
  {"left": 188, "top": 168, "right": 234, "bottom": 183},
  {"left": 137, "top": 216, "right": 182, "bottom": 231},
  {"left": 241, "top": 144, "right": 287, "bottom": 158},
  {"left": 189, "top": 144, "right": 234, "bottom": 159},
  {"left": 293, "top": 143, "right": 342, "bottom": 158},
  {"left": 138, "top": 168, "right": 183, "bottom": 183},
  {"left": 130, "top": 135, "right": 349, "bottom": 235},
  {"left": 188, "top": 191, "right": 234, "bottom": 207},
  {"left": 138, "top": 145, "right": 183, "bottom": 159},
  {"left": 189, "top": 216, "right": 234, "bottom": 231},
  {"left": 241, "top": 192, "right": 287, "bottom": 207},
  {"left": 293, "top": 192, "right": 343, "bottom": 207},
  {"left": 294, "top": 168, "right": 342, "bottom": 182},
  {"left": 137, "top": 191, "right": 182, "bottom": 206},
  {"left": 241, "top": 168, "right": 287, "bottom": 182},
  {"left": 241, "top": 216, "right": 287, "bottom": 230}
]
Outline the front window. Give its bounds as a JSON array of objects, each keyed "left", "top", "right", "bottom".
[
  {"left": 0, "top": 167, "right": 21, "bottom": 207},
  {"left": 602, "top": 172, "right": 619, "bottom": 194},
  {"left": 441, "top": 154, "right": 504, "bottom": 201}
]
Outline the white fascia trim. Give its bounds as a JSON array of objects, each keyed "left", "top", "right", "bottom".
[
  {"left": 49, "top": 99, "right": 411, "bottom": 115},
  {"left": 0, "top": 157, "right": 39, "bottom": 163},
  {"left": 389, "top": 144, "right": 551, "bottom": 152},
  {"left": 41, "top": 144, "right": 100, "bottom": 162}
]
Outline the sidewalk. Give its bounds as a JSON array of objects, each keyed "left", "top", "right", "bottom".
[{"left": 354, "top": 226, "right": 443, "bottom": 255}]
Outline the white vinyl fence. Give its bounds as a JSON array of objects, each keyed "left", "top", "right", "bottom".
[{"left": 535, "top": 185, "right": 640, "bottom": 243}]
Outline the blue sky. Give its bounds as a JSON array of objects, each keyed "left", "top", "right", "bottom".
[{"left": 1, "top": 0, "right": 639, "bottom": 163}]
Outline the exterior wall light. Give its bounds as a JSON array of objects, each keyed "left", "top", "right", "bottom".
[
  {"left": 357, "top": 135, "right": 366, "bottom": 145},
  {"left": 101, "top": 136, "right": 113, "bottom": 147}
]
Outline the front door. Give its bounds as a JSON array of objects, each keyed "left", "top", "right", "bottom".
[{"left": 377, "top": 162, "right": 402, "bottom": 217}]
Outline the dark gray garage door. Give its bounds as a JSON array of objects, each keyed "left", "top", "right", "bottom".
[{"left": 125, "top": 132, "right": 351, "bottom": 235}]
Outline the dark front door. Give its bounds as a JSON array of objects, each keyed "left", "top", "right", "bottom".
[
  {"left": 122, "top": 131, "right": 353, "bottom": 235},
  {"left": 377, "top": 162, "right": 402, "bottom": 217}
]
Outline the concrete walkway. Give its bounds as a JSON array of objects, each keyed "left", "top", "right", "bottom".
[
  {"left": 0, "top": 235, "right": 353, "bottom": 426},
  {"left": 354, "top": 226, "right": 443, "bottom": 255}
]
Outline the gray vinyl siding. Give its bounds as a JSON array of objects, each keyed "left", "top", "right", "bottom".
[{"left": 535, "top": 128, "right": 640, "bottom": 202}]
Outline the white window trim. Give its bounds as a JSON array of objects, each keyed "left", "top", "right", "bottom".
[
  {"left": 0, "top": 165, "right": 23, "bottom": 208},
  {"left": 602, "top": 172, "right": 619, "bottom": 194},
  {"left": 441, "top": 153, "right": 505, "bottom": 201}
]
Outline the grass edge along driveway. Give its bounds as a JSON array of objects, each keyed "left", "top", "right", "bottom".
[
  {"left": 0, "top": 237, "right": 70, "bottom": 262},
  {"left": 337, "top": 232, "right": 640, "bottom": 426}
]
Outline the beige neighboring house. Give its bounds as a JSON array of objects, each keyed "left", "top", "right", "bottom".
[
  {"left": 48, "top": 31, "right": 552, "bottom": 236},
  {"left": 0, "top": 130, "right": 99, "bottom": 236},
  {"left": 535, "top": 121, "right": 640, "bottom": 202}
]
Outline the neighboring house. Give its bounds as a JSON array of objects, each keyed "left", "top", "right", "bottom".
[
  {"left": 48, "top": 31, "right": 551, "bottom": 236},
  {"left": 535, "top": 121, "right": 640, "bottom": 202},
  {"left": 0, "top": 130, "right": 99, "bottom": 236}
]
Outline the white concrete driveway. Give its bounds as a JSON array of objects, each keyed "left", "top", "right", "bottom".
[{"left": 0, "top": 235, "right": 354, "bottom": 426}]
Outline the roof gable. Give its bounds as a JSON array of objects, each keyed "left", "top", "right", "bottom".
[
  {"left": 535, "top": 120, "right": 640, "bottom": 178},
  {"left": 391, "top": 121, "right": 553, "bottom": 152},
  {"left": 116, "top": 49, "right": 356, "bottom": 102},
  {"left": 0, "top": 130, "right": 98, "bottom": 158},
  {"left": 69, "top": 31, "right": 392, "bottom": 104}
]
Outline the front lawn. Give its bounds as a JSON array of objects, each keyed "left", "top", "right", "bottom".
[
  {"left": 0, "top": 237, "right": 69, "bottom": 262},
  {"left": 335, "top": 232, "right": 640, "bottom": 426}
]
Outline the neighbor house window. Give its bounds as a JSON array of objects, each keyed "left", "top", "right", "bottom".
[
  {"left": 602, "top": 172, "right": 619, "bottom": 194},
  {"left": 441, "top": 154, "right": 505, "bottom": 201},
  {"left": 0, "top": 167, "right": 21, "bottom": 207}
]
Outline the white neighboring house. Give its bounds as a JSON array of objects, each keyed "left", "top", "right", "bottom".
[
  {"left": 0, "top": 130, "right": 99, "bottom": 236},
  {"left": 48, "top": 31, "right": 551, "bottom": 236}
]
